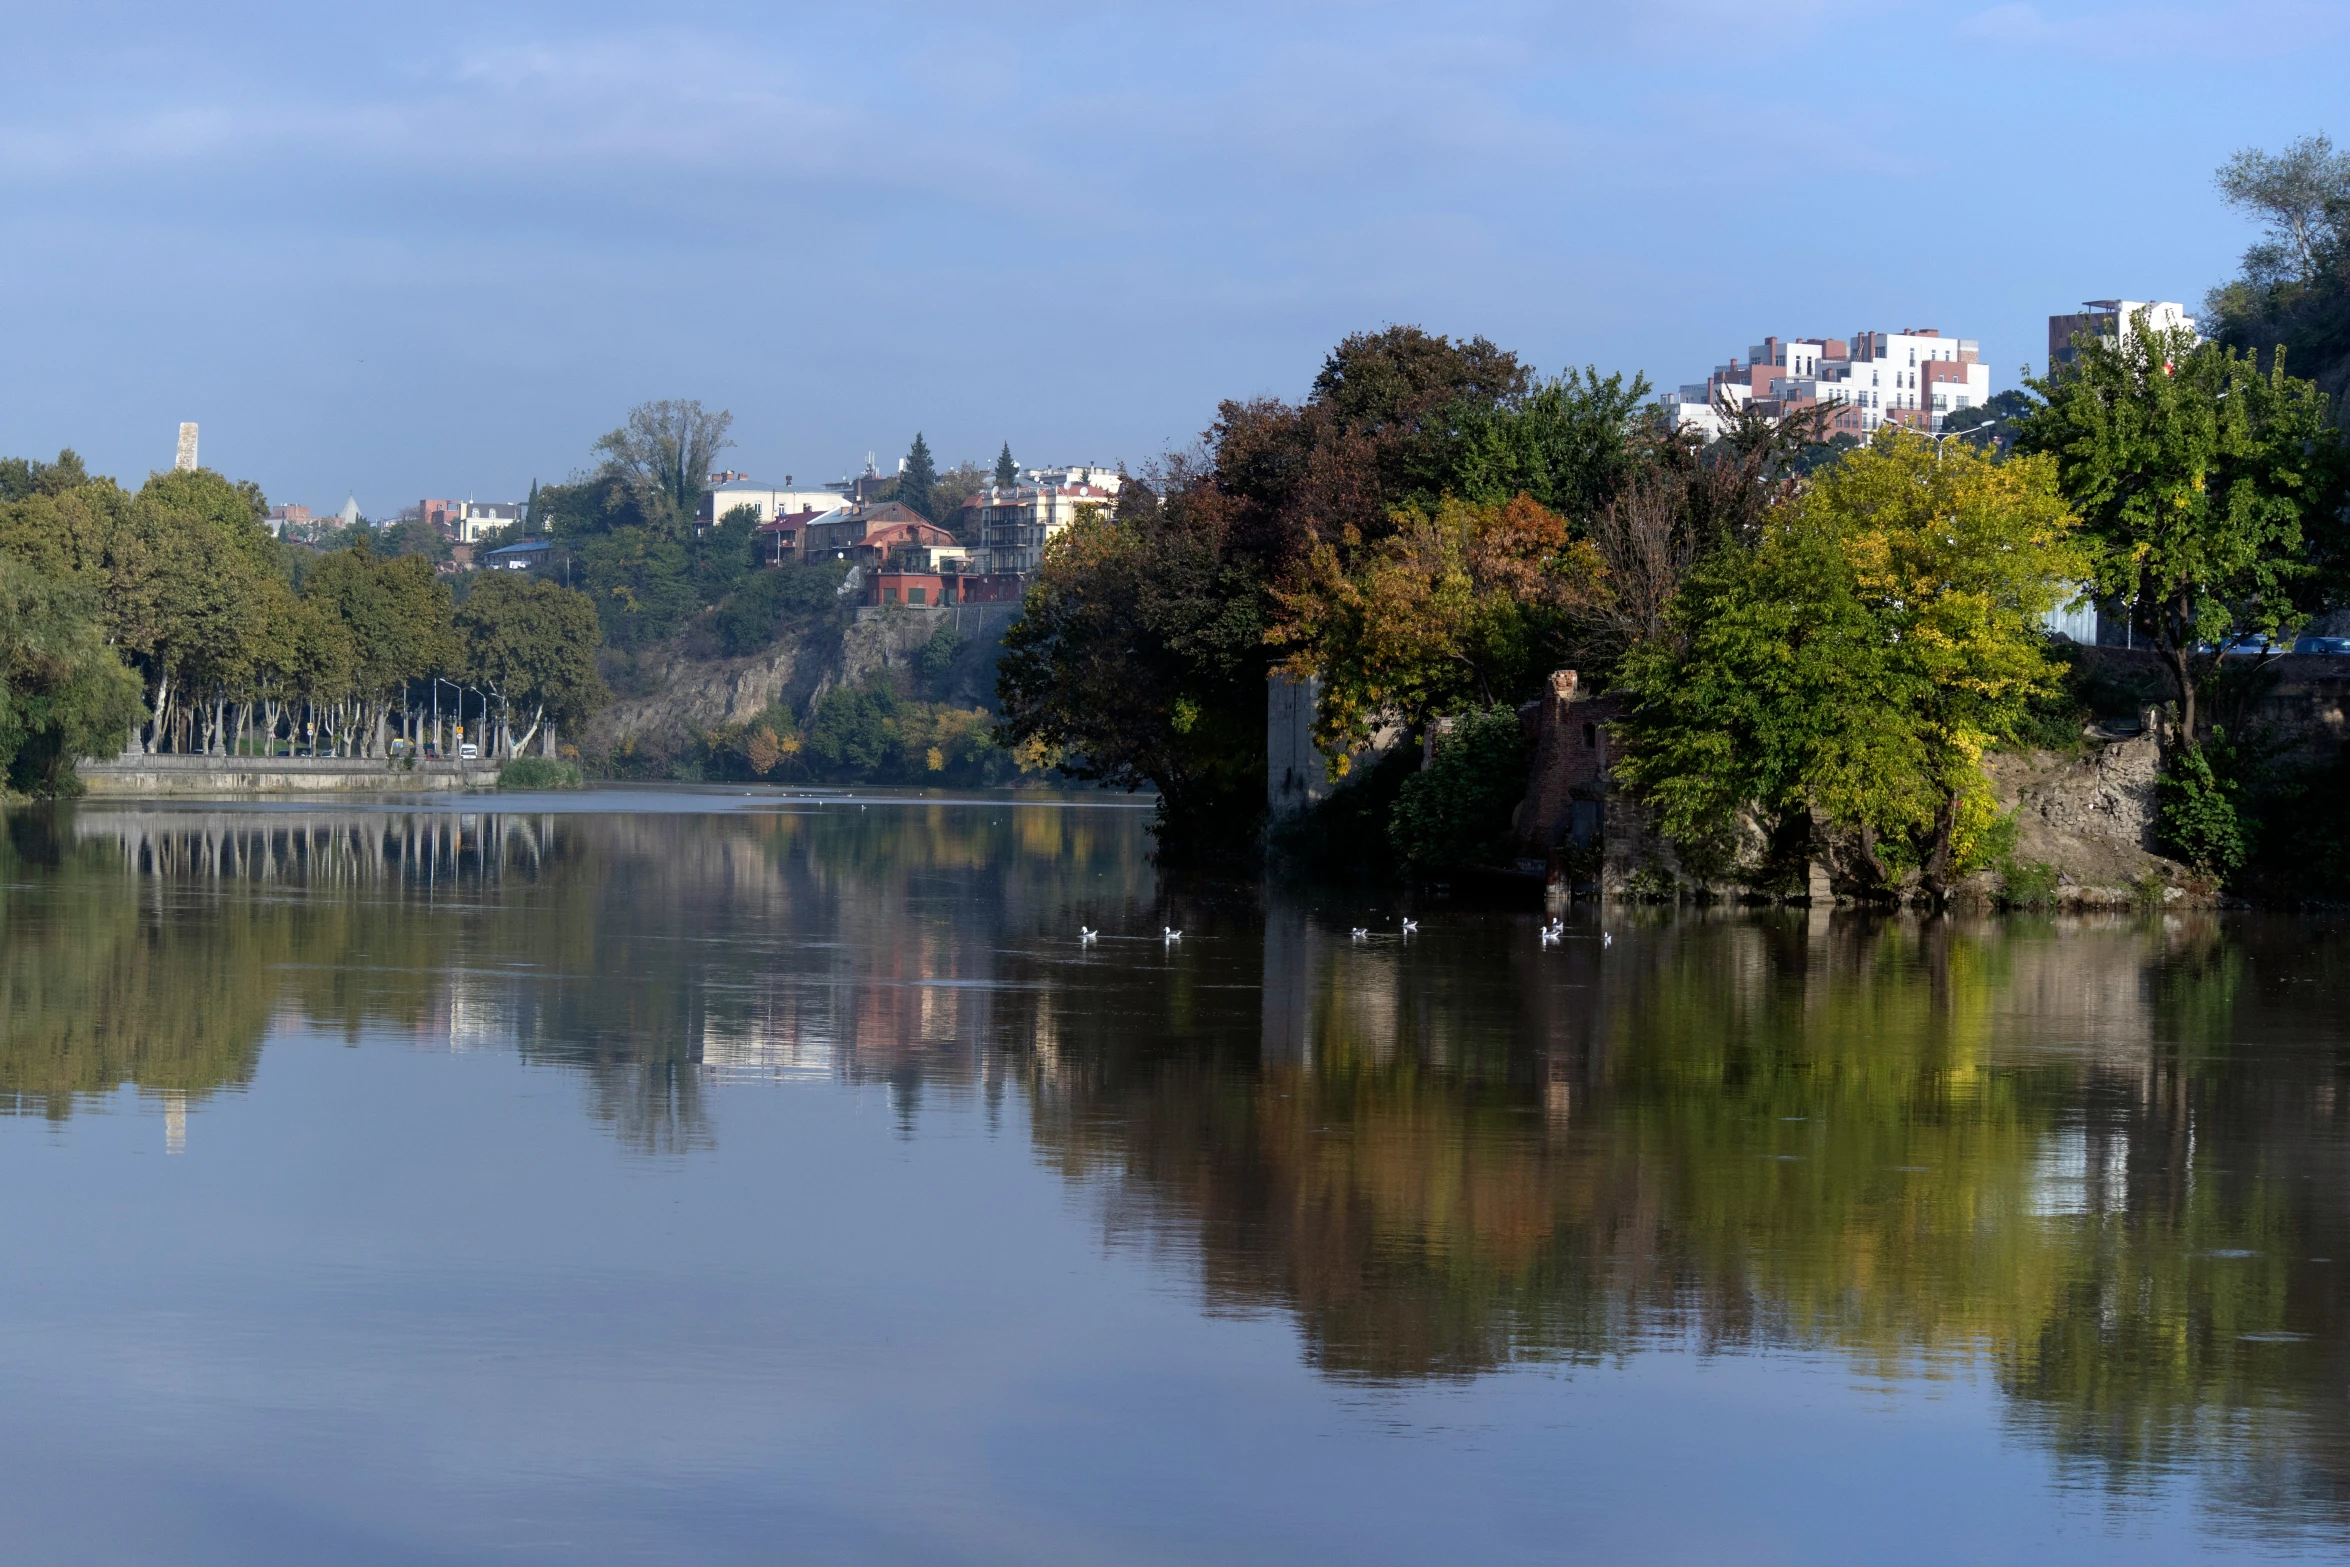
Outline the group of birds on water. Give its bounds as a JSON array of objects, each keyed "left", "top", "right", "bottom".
[{"left": 1076, "top": 917, "right": 1608, "bottom": 950}]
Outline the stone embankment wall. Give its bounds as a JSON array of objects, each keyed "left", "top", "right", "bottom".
[{"left": 75, "top": 756, "right": 502, "bottom": 795}]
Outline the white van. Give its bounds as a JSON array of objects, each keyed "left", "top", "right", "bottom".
[{"left": 458, "top": 743, "right": 479, "bottom": 760}]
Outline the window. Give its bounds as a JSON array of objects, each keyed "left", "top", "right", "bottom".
[{"left": 909, "top": 587, "right": 927, "bottom": 605}]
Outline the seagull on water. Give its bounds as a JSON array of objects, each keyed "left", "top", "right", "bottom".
[
  {"left": 1080, "top": 927, "right": 1098, "bottom": 944},
  {"left": 1400, "top": 918, "right": 1418, "bottom": 935},
  {"left": 1163, "top": 927, "right": 1183, "bottom": 942},
  {"left": 1602, "top": 931, "right": 1613, "bottom": 948},
  {"left": 1350, "top": 927, "right": 1369, "bottom": 940}
]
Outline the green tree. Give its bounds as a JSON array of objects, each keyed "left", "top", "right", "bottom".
[
  {"left": 454, "top": 573, "right": 609, "bottom": 755},
  {"left": 0, "top": 449, "right": 92, "bottom": 502},
  {"left": 2018, "top": 322, "right": 2345, "bottom": 739},
  {"left": 577, "top": 528, "right": 696, "bottom": 647},
  {"left": 0, "top": 557, "right": 143, "bottom": 793},
  {"left": 592, "top": 400, "right": 734, "bottom": 533},
  {"left": 2215, "top": 132, "right": 2350, "bottom": 287},
  {"left": 380, "top": 517, "right": 451, "bottom": 563},
  {"left": 995, "top": 486, "right": 1268, "bottom": 848},
  {"left": 1387, "top": 705, "right": 1531, "bottom": 870},
  {"left": 994, "top": 443, "right": 1018, "bottom": 489},
  {"left": 899, "top": 432, "right": 938, "bottom": 521},
  {"left": 1442, "top": 368, "right": 1653, "bottom": 519},
  {"left": 1618, "top": 434, "right": 2086, "bottom": 892},
  {"left": 304, "top": 544, "right": 458, "bottom": 755}
]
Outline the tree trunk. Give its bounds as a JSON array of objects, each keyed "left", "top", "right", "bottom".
[
  {"left": 513, "top": 703, "right": 545, "bottom": 756},
  {"left": 1921, "top": 789, "right": 1961, "bottom": 898},
  {"left": 146, "top": 670, "right": 169, "bottom": 754},
  {"left": 2167, "top": 645, "right": 2196, "bottom": 743}
]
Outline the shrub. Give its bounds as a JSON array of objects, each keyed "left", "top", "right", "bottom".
[
  {"left": 497, "top": 757, "right": 584, "bottom": 789},
  {"left": 1995, "top": 858, "right": 2061, "bottom": 909},
  {"left": 1388, "top": 706, "right": 1532, "bottom": 872},
  {"left": 917, "top": 622, "right": 961, "bottom": 696},
  {"left": 2157, "top": 736, "right": 2253, "bottom": 879}
]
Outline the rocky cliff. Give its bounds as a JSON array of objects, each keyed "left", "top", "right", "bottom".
[{"left": 581, "top": 602, "right": 1022, "bottom": 763}]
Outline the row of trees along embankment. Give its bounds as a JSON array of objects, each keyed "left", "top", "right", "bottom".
[
  {"left": 995, "top": 135, "right": 2350, "bottom": 899},
  {"left": 0, "top": 455, "right": 608, "bottom": 794}
]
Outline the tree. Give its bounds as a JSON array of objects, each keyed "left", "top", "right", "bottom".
[
  {"left": 1617, "top": 433, "right": 2086, "bottom": 893},
  {"left": 1442, "top": 368, "right": 1653, "bottom": 519},
  {"left": 302, "top": 545, "right": 457, "bottom": 754},
  {"left": 1387, "top": 705, "right": 1532, "bottom": 870},
  {"left": 2017, "top": 322, "right": 2345, "bottom": 739},
  {"left": 118, "top": 469, "right": 287, "bottom": 753},
  {"left": 1268, "top": 494, "right": 1600, "bottom": 759},
  {"left": 2215, "top": 133, "right": 2350, "bottom": 287},
  {"left": 381, "top": 517, "right": 451, "bottom": 563},
  {"left": 995, "top": 479, "right": 1268, "bottom": 848},
  {"left": 994, "top": 443, "right": 1018, "bottom": 489},
  {"left": 899, "top": 432, "right": 938, "bottom": 521},
  {"left": 592, "top": 400, "right": 734, "bottom": 532},
  {"left": 454, "top": 573, "right": 609, "bottom": 755},
  {"left": 0, "top": 449, "right": 92, "bottom": 502},
  {"left": 0, "top": 556, "right": 143, "bottom": 794}
]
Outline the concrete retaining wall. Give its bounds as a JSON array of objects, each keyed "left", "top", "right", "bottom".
[{"left": 75, "top": 756, "right": 502, "bottom": 794}]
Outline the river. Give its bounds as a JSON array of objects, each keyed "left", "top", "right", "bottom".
[{"left": 2, "top": 790, "right": 2346, "bottom": 1564}]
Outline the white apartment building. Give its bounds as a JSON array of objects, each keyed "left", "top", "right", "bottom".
[
  {"left": 700, "top": 476, "right": 847, "bottom": 527},
  {"left": 1664, "top": 328, "right": 1991, "bottom": 437},
  {"left": 2047, "top": 300, "right": 2198, "bottom": 368}
]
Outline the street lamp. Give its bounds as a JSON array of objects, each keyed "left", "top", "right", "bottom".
[{"left": 1930, "top": 415, "right": 2004, "bottom": 464}]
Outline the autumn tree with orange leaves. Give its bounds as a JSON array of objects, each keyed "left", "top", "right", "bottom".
[{"left": 1267, "top": 494, "right": 1602, "bottom": 762}]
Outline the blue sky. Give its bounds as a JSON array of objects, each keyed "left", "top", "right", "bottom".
[{"left": 1, "top": 1, "right": 2341, "bottom": 515}]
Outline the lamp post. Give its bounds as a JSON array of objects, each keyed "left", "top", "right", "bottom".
[{"left": 1929, "top": 415, "right": 2004, "bottom": 465}]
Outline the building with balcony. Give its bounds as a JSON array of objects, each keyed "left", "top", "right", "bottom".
[
  {"left": 956, "top": 481, "right": 1119, "bottom": 575},
  {"left": 1663, "top": 328, "right": 1991, "bottom": 437},
  {"left": 2047, "top": 300, "right": 2197, "bottom": 368}
]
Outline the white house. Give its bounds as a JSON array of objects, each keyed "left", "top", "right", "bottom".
[{"left": 700, "top": 477, "right": 847, "bottom": 527}]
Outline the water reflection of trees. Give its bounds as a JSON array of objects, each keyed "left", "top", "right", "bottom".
[
  {"left": 7, "top": 802, "right": 2348, "bottom": 1535},
  {"left": 1, "top": 801, "right": 1147, "bottom": 1153},
  {"left": 1005, "top": 906, "right": 2350, "bottom": 1538}
]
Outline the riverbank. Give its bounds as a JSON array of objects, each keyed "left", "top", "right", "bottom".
[{"left": 73, "top": 755, "right": 502, "bottom": 794}]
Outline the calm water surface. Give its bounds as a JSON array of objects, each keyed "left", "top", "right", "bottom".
[{"left": 3, "top": 789, "right": 2348, "bottom": 1564}]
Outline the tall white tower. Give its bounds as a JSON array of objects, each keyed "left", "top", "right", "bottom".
[{"left": 174, "top": 423, "right": 198, "bottom": 471}]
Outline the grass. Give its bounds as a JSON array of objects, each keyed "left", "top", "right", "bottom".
[{"left": 497, "top": 757, "right": 585, "bottom": 790}]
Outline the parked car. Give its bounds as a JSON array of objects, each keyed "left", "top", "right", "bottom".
[
  {"left": 423, "top": 744, "right": 440, "bottom": 760},
  {"left": 2295, "top": 635, "right": 2350, "bottom": 655},
  {"left": 458, "top": 743, "right": 479, "bottom": 760},
  {"left": 2206, "top": 632, "right": 2284, "bottom": 654}
]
